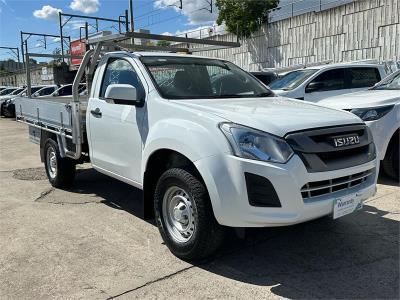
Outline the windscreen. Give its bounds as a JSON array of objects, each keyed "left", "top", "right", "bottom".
[
  {"left": 0, "top": 88, "right": 17, "bottom": 95},
  {"left": 141, "top": 56, "right": 273, "bottom": 99},
  {"left": 372, "top": 71, "right": 400, "bottom": 90},
  {"left": 31, "top": 86, "right": 44, "bottom": 94},
  {"left": 10, "top": 88, "right": 24, "bottom": 95},
  {"left": 269, "top": 69, "right": 317, "bottom": 90}
]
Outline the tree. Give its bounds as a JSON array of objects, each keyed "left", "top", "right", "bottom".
[
  {"left": 216, "top": 0, "right": 279, "bottom": 38},
  {"left": 157, "top": 40, "right": 171, "bottom": 47},
  {"left": 50, "top": 48, "right": 62, "bottom": 64}
]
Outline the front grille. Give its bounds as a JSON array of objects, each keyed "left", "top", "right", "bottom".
[
  {"left": 301, "top": 169, "right": 375, "bottom": 201},
  {"left": 286, "top": 124, "right": 375, "bottom": 172}
]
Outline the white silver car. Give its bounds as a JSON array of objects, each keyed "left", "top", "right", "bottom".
[
  {"left": 270, "top": 63, "right": 386, "bottom": 102},
  {"left": 319, "top": 70, "right": 400, "bottom": 180}
]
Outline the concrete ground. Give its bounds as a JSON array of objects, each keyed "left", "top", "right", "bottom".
[{"left": 0, "top": 118, "right": 399, "bottom": 299}]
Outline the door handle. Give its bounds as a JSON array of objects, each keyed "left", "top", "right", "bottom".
[{"left": 90, "top": 108, "right": 102, "bottom": 118}]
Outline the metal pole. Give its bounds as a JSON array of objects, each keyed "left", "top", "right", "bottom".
[
  {"left": 16, "top": 48, "right": 20, "bottom": 65},
  {"left": 85, "top": 22, "right": 89, "bottom": 51},
  {"left": 129, "top": 0, "right": 134, "bottom": 32},
  {"left": 125, "top": 10, "right": 129, "bottom": 33},
  {"left": 20, "top": 31, "right": 25, "bottom": 67},
  {"left": 24, "top": 42, "right": 31, "bottom": 96},
  {"left": 59, "top": 12, "right": 64, "bottom": 63}
]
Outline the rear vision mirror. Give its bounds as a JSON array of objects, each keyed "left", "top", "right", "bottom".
[
  {"left": 305, "top": 81, "right": 324, "bottom": 93},
  {"left": 105, "top": 84, "right": 144, "bottom": 107}
]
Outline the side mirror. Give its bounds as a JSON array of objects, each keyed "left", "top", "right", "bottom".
[
  {"left": 105, "top": 84, "right": 144, "bottom": 106},
  {"left": 305, "top": 81, "right": 324, "bottom": 93}
]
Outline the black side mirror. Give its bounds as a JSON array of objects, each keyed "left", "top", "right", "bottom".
[{"left": 305, "top": 81, "right": 324, "bottom": 93}]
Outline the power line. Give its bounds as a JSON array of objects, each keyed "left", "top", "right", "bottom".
[
  {"left": 135, "top": 0, "right": 181, "bottom": 21},
  {"left": 137, "top": 6, "right": 207, "bottom": 30}
]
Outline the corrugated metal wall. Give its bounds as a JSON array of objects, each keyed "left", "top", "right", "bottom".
[{"left": 195, "top": 0, "right": 399, "bottom": 71}]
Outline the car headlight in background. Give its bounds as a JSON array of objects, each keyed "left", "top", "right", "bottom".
[
  {"left": 351, "top": 105, "right": 394, "bottom": 121},
  {"left": 219, "top": 123, "right": 294, "bottom": 163}
]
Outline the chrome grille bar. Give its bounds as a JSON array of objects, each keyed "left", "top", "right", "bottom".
[{"left": 301, "top": 168, "right": 375, "bottom": 200}]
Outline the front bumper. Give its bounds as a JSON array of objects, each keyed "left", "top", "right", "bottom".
[{"left": 195, "top": 154, "right": 377, "bottom": 227}]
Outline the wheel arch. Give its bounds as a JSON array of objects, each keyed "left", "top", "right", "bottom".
[
  {"left": 382, "top": 127, "right": 399, "bottom": 159},
  {"left": 142, "top": 148, "right": 206, "bottom": 220},
  {"left": 40, "top": 130, "right": 58, "bottom": 162}
]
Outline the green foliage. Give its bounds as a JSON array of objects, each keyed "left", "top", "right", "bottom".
[
  {"left": 157, "top": 40, "right": 171, "bottom": 47},
  {"left": 216, "top": 0, "right": 279, "bottom": 38}
]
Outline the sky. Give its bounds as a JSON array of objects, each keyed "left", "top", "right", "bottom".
[
  {"left": 0, "top": 0, "right": 222, "bottom": 61},
  {"left": 0, "top": 0, "right": 351, "bottom": 62}
]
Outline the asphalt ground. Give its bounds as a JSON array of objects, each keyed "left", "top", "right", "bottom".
[{"left": 0, "top": 118, "right": 399, "bottom": 299}]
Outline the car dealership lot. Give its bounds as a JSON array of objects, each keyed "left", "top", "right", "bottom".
[{"left": 0, "top": 118, "right": 399, "bottom": 299}]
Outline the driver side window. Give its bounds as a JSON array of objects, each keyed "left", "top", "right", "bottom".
[
  {"left": 100, "top": 58, "right": 144, "bottom": 99},
  {"left": 306, "top": 69, "right": 345, "bottom": 93}
]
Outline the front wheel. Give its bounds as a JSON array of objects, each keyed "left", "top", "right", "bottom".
[
  {"left": 43, "top": 139, "right": 76, "bottom": 188},
  {"left": 154, "top": 168, "right": 225, "bottom": 260}
]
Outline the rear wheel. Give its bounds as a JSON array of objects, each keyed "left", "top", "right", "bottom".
[
  {"left": 154, "top": 168, "right": 225, "bottom": 260},
  {"left": 382, "top": 133, "right": 399, "bottom": 181},
  {"left": 44, "top": 139, "right": 76, "bottom": 188}
]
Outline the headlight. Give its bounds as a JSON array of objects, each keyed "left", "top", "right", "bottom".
[
  {"left": 351, "top": 105, "right": 394, "bottom": 121},
  {"left": 219, "top": 123, "right": 294, "bottom": 163}
]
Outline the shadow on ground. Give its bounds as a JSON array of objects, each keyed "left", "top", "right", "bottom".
[{"left": 70, "top": 168, "right": 399, "bottom": 299}]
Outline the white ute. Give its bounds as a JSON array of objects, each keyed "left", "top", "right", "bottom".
[
  {"left": 319, "top": 70, "right": 400, "bottom": 180},
  {"left": 15, "top": 46, "right": 378, "bottom": 260}
]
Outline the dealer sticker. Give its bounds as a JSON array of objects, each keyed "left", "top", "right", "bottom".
[{"left": 333, "top": 193, "right": 364, "bottom": 219}]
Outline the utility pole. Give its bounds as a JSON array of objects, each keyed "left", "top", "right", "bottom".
[
  {"left": 129, "top": 0, "right": 134, "bottom": 32},
  {"left": 129, "top": 0, "right": 134, "bottom": 45},
  {"left": 59, "top": 12, "right": 64, "bottom": 62}
]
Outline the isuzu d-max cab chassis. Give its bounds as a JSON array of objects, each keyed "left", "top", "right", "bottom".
[{"left": 15, "top": 34, "right": 378, "bottom": 260}]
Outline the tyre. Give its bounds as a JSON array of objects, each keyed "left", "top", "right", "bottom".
[
  {"left": 154, "top": 168, "right": 225, "bottom": 260},
  {"left": 43, "top": 138, "right": 76, "bottom": 188},
  {"left": 3, "top": 103, "right": 15, "bottom": 118},
  {"left": 382, "top": 134, "right": 399, "bottom": 181}
]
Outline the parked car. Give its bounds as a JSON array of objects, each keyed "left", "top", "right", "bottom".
[
  {"left": 1, "top": 86, "right": 46, "bottom": 117},
  {"left": 319, "top": 70, "right": 400, "bottom": 180},
  {"left": 32, "top": 85, "right": 59, "bottom": 97},
  {"left": 16, "top": 51, "right": 378, "bottom": 260},
  {"left": 0, "top": 87, "right": 24, "bottom": 113},
  {"left": 50, "top": 84, "right": 86, "bottom": 97},
  {"left": 269, "top": 63, "right": 386, "bottom": 102},
  {"left": 250, "top": 71, "right": 278, "bottom": 86},
  {"left": 0, "top": 87, "right": 19, "bottom": 97}
]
